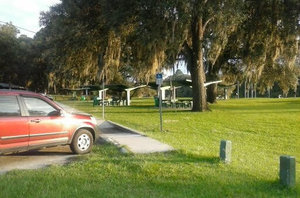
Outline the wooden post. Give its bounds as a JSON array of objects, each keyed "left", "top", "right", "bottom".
[{"left": 280, "top": 156, "right": 296, "bottom": 187}]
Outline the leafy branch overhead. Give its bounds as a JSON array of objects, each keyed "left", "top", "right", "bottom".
[{"left": 0, "top": 0, "right": 299, "bottom": 111}]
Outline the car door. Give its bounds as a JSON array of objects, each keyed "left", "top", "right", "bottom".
[
  {"left": 0, "top": 95, "right": 29, "bottom": 153},
  {"left": 21, "top": 96, "right": 69, "bottom": 148}
]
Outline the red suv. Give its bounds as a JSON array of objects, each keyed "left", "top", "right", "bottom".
[{"left": 0, "top": 90, "right": 99, "bottom": 154}]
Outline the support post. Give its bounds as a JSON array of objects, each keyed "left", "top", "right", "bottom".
[
  {"left": 102, "top": 80, "right": 105, "bottom": 120},
  {"left": 220, "top": 140, "right": 232, "bottom": 163},
  {"left": 173, "top": 86, "right": 176, "bottom": 101},
  {"left": 159, "top": 85, "right": 163, "bottom": 132},
  {"left": 251, "top": 83, "right": 254, "bottom": 98},
  {"left": 237, "top": 81, "right": 240, "bottom": 99},
  {"left": 161, "top": 88, "right": 166, "bottom": 100},
  {"left": 224, "top": 88, "right": 228, "bottom": 100},
  {"left": 125, "top": 85, "right": 146, "bottom": 106},
  {"left": 126, "top": 90, "right": 130, "bottom": 106},
  {"left": 244, "top": 81, "right": 247, "bottom": 98},
  {"left": 280, "top": 155, "right": 296, "bottom": 187}
]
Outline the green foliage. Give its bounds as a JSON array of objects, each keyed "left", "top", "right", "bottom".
[
  {"left": 221, "top": 0, "right": 300, "bottom": 92},
  {"left": 1, "top": 0, "right": 299, "bottom": 107},
  {"left": 38, "top": 1, "right": 104, "bottom": 92},
  {"left": 0, "top": 23, "right": 41, "bottom": 89},
  {"left": 0, "top": 23, "right": 19, "bottom": 83}
]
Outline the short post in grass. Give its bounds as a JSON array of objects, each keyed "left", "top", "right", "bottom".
[
  {"left": 279, "top": 155, "right": 296, "bottom": 187},
  {"left": 220, "top": 140, "right": 232, "bottom": 163}
]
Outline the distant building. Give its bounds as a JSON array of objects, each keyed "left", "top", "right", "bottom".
[{"left": 0, "top": 83, "right": 26, "bottom": 90}]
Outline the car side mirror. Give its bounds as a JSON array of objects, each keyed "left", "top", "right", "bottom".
[{"left": 48, "top": 110, "right": 61, "bottom": 117}]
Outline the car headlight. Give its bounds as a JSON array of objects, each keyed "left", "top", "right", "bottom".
[{"left": 90, "top": 116, "right": 97, "bottom": 125}]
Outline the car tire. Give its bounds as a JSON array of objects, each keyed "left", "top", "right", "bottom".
[{"left": 70, "top": 129, "right": 93, "bottom": 154}]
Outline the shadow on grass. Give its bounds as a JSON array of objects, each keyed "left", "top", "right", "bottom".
[
  {"left": 99, "top": 109, "right": 196, "bottom": 114},
  {"left": 1, "top": 143, "right": 297, "bottom": 198},
  {"left": 211, "top": 102, "right": 300, "bottom": 113},
  {"left": 228, "top": 110, "right": 300, "bottom": 114},
  {"left": 95, "top": 141, "right": 220, "bottom": 165},
  {"left": 153, "top": 150, "right": 221, "bottom": 164},
  {"left": 91, "top": 144, "right": 298, "bottom": 197}
]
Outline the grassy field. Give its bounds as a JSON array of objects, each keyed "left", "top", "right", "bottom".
[{"left": 0, "top": 98, "right": 299, "bottom": 197}]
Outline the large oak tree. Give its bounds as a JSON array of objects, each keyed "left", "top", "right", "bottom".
[{"left": 35, "top": 0, "right": 299, "bottom": 109}]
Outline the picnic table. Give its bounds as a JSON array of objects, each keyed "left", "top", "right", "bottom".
[
  {"left": 161, "top": 99, "right": 193, "bottom": 109},
  {"left": 93, "top": 97, "right": 126, "bottom": 106}
]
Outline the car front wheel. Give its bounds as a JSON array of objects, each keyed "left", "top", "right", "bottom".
[{"left": 70, "top": 129, "right": 93, "bottom": 154}]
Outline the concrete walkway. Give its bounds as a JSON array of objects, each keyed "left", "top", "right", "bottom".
[
  {"left": 99, "top": 121, "right": 174, "bottom": 154},
  {"left": 0, "top": 146, "right": 76, "bottom": 175},
  {"left": 57, "top": 102, "right": 174, "bottom": 154}
]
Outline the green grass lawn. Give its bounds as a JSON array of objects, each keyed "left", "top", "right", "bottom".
[{"left": 0, "top": 98, "right": 299, "bottom": 197}]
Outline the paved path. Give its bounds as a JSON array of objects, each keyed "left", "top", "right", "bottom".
[
  {"left": 99, "top": 121, "right": 174, "bottom": 154},
  {"left": 58, "top": 102, "right": 174, "bottom": 154},
  {"left": 0, "top": 146, "right": 76, "bottom": 175}
]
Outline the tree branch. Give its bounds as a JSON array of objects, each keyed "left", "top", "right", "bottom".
[
  {"left": 203, "top": 16, "right": 214, "bottom": 33},
  {"left": 183, "top": 40, "right": 192, "bottom": 55},
  {"left": 182, "top": 40, "right": 193, "bottom": 71}
]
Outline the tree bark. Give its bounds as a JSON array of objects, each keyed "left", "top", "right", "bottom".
[
  {"left": 207, "top": 84, "right": 217, "bottom": 103},
  {"left": 206, "top": 66, "right": 218, "bottom": 103},
  {"left": 190, "top": 16, "right": 208, "bottom": 112}
]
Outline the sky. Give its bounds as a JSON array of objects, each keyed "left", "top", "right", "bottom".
[
  {"left": 0, "top": 0, "right": 188, "bottom": 75},
  {"left": 0, "top": 0, "right": 61, "bottom": 38}
]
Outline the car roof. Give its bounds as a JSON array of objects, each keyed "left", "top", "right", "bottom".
[
  {"left": 0, "top": 89, "right": 63, "bottom": 110},
  {"left": 0, "top": 89, "right": 41, "bottom": 96}
]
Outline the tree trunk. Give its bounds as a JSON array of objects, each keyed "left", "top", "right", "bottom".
[
  {"left": 207, "top": 84, "right": 217, "bottom": 103},
  {"left": 191, "top": 63, "right": 207, "bottom": 111},
  {"left": 206, "top": 66, "right": 218, "bottom": 103},
  {"left": 190, "top": 16, "right": 208, "bottom": 112}
]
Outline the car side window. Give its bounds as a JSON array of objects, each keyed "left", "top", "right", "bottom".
[
  {"left": 0, "top": 96, "right": 21, "bottom": 116},
  {"left": 23, "top": 97, "right": 57, "bottom": 116}
]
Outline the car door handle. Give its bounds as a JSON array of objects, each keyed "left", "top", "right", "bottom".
[{"left": 30, "top": 119, "right": 41, "bottom": 123}]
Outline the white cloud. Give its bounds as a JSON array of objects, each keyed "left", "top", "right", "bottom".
[{"left": 0, "top": 0, "right": 61, "bottom": 37}]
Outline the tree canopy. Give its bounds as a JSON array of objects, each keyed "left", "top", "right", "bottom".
[
  {"left": 0, "top": 23, "right": 41, "bottom": 89},
  {"left": 0, "top": 0, "right": 299, "bottom": 111}
]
